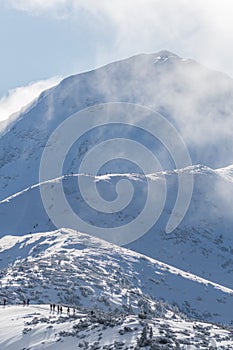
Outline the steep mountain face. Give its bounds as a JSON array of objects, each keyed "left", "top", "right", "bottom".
[
  {"left": 0, "top": 165, "right": 233, "bottom": 290},
  {"left": 0, "top": 229, "right": 233, "bottom": 325},
  {"left": 1, "top": 51, "right": 233, "bottom": 201}
]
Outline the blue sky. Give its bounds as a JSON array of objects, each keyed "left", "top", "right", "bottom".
[
  {"left": 1, "top": 0, "right": 233, "bottom": 121},
  {"left": 0, "top": 2, "right": 117, "bottom": 95}
]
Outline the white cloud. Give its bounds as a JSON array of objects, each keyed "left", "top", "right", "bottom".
[
  {"left": 0, "top": 76, "right": 62, "bottom": 122},
  {"left": 5, "top": 0, "right": 233, "bottom": 77},
  {"left": 7, "top": 0, "right": 69, "bottom": 13}
]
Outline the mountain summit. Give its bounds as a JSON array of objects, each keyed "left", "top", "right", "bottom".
[{"left": 0, "top": 51, "right": 233, "bottom": 200}]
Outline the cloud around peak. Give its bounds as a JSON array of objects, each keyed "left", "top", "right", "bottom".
[
  {"left": 0, "top": 76, "right": 62, "bottom": 122},
  {"left": 5, "top": 0, "right": 233, "bottom": 78}
]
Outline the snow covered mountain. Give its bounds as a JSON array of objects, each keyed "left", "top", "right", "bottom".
[
  {"left": 1, "top": 229, "right": 233, "bottom": 348},
  {"left": 1, "top": 305, "right": 233, "bottom": 349},
  {"left": 0, "top": 165, "right": 233, "bottom": 289},
  {"left": 1, "top": 50, "right": 233, "bottom": 201},
  {"left": 1, "top": 51, "right": 233, "bottom": 346},
  {"left": 0, "top": 228, "right": 233, "bottom": 325}
]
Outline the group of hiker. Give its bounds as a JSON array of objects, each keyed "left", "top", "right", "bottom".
[
  {"left": 2, "top": 298, "right": 75, "bottom": 316},
  {"left": 1, "top": 298, "right": 30, "bottom": 307},
  {"left": 50, "top": 303, "right": 76, "bottom": 316},
  {"left": 23, "top": 299, "right": 30, "bottom": 306}
]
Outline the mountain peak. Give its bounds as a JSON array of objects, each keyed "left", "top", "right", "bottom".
[
  {"left": 126, "top": 50, "right": 180, "bottom": 65},
  {"left": 155, "top": 50, "right": 179, "bottom": 59}
]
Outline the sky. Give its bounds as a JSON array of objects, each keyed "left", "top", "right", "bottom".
[{"left": 0, "top": 0, "right": 233, "bottom": 121}]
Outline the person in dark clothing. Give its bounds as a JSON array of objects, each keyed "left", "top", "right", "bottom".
[
  {"left": 53, "top": 304, "right": 56, "bottom": 312},
  {"left": 26, "top": 298, "right": 30, "bottom": 306},
  {"left": 50, "top": 304, "right": 53, "bottom": 312},
  {"left": 3, "top": 298, "right": 6, "bottom": 307}
]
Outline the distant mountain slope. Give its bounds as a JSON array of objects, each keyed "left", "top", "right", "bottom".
[
  {"left": 0, "top": 229, "right": 233, "bottom": 325},
  {"left": 1, "top": 51, "right": 233, "bottom": 200},
  {"left": 0, "top": 166, "right": 233, "bottom": 288}
]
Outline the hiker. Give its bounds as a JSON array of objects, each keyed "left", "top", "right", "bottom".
[
  {"left": 53, "top": 304, "right": 56, "bottom": 312},
  {"left": 50, "top": 304, "right": 53, "bottom": 312},
  {"left": 23, "top": 300, "right": 26, "bottom": 306},
  {"left": 3, "top": 298, "right": 6, "bottom": 307},
  {"left": 67, "top": 306, "right": 70, "bottom": 315},
  {"left": 26, "top": 298, "right": 30, "bottom": 306},
  {"left": 60, "top": 306, "right": 63, "bottom": 314},
  {"left": 57, "top": 305, "right": 60, "bottom": 313}
]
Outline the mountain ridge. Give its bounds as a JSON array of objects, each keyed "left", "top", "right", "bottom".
[{"left": 0, "top": 164, "right": 233, "bottom": 290}]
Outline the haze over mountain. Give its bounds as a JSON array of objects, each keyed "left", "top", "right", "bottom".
[
  {"left": 0, "top": 51, "right": 233, "bottom": 348},
  {"left": 1, "top": 51, "right": 233, "bottom": 200},
  {"left": 0, "top": 48, "right": 233, "bottom": 286}
]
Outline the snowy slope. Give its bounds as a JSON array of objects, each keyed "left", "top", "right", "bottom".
[
  {"left": 0, "top": 229, "right": 233, "bottom": 325},
  {"left": 1, "top": 51, "right": 233, "bottom": 200},
  {"left": 128, "top": 165, "right": 233, "bottom": 288},
  {"left": 0, "top": 305, "right": 233, "bottom": 349},
  {"left": 0, "top": 165, "right": 233, "bottom": 289}
]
